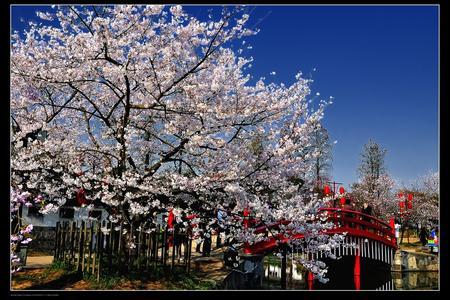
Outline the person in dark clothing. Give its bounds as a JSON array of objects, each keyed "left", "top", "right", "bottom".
[
  {"left": 361, "top": 202, "right": 373, "bottom": 225},
  {"left": 361, "top": 202, "right": 373, "bottom": 216},
  {"left": 202, "top": 228, "right": 212, "bottom": 256},
  {"left": 419, "top": 226, "right": 428, "bottom": 246},
  {"left": 196, "top": 221, "right": 204, "bottom": 253}
]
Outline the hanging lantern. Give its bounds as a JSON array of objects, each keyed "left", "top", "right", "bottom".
[
  {"left": 398, "top": 192, "right": 404, "bottom": 198},
  {"left": 168, "top": 209, "right": 175, "bottom": 229},
  {"left": 340, "top": 197, "right": 346, "bottom": 206},
  {"left": 399, "top": 201, "right": 405, "bottom": 214},
  {"left": 324, "top": 185, "right": 331, "bottom": 195},
  {"left": 76, "top": 188, "right": 87, "bottom": 206},
  {"left": 339, "top": 186, "right": 345, "bottom": 194},
  {"left": 407, "top": 193, "right": 413, "bottom": 209},
  {"left": 243, "top": 207, "right": 250, "bottom": 228}
]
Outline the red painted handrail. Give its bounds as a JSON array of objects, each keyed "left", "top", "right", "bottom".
[
  {"left": 320, "top": 208, "right": 393, "bottom": 231},
  {"left": 246, "top": 207, "right": 397, "bottom": 254}
]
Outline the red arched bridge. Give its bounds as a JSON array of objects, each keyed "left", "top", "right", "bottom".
[
  {"left": 244, "top": 208, "right": 397, "bottom": 264},
  {"left": 244, "top": 207, "right": 397, "bottom": 266},
  {"left": 240, "top": 207, "right": 398, "bottom": 289}
]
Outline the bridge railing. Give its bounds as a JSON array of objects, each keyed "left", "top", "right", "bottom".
[{"left": 319, "top": 208, "right": 397, "bottom": 247}]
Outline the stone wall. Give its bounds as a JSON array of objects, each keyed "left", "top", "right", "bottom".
[{"left": 392, "top": 250, "right": 438, "bottom": 272}]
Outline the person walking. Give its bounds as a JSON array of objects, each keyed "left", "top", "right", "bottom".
[
  {"left": 202, "top": 228, "right": 212, "bottom": 257},
  {"left": 395, "top": 222, "right": 401, "bottom": 246},
  {"left": 196, "top": 221, "right": 204, "bottom": 253},
  {"left": 216, "top": 207, "right": 227, "bottom": 248},
  {"left": 419, "top": 226, "right": 428, "bottom": 246}
]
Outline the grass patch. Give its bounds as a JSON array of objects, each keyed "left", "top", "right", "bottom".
[
  {"left": 166, "top": 272, "right": 218, "bottom": 290},
  {"left": 79, "top": 264, "right": 219, "bottom": 290},
  {"left": 83, "top": 273, "right": 123, "bottom": 289}
]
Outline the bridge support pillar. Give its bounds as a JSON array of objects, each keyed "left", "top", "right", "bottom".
[
  {"left": 354, "top": 249, "right": 361, "bottom": 290},
  {"left": 307, "top": 271, "right": 314, "bottom": 290}
]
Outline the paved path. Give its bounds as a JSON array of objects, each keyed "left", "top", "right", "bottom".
[{"left": 24, "top": 256, "right": 53, "bottom": 269}]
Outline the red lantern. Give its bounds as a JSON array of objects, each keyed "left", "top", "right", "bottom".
[
  {"left": 339, "top": 187, "right": 345, "bottom": 194},
  {"left": 399, "top": 201, "right": 405, "bottom": 214},
  {"left": 243, "top": 207, "right": 250, "bottom": 228},
  {"left": 407, "top": 202, "right": 412, "bottom": 209},
  {"left": 407, "top": 193, "right": 413, "bottom": 201},
  {"left": 340, "top": 197, "right": 346, "bottom": 206},
  {"left": 324, "top": 185, "right": 331, "bottom": 195},
  {"left": 398, "top": 192, "right": 404, "bottom": 198}
]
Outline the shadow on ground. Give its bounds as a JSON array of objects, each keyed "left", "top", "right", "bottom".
[{"left": 24, "top": 272, "right": 83, "bottom": 290}]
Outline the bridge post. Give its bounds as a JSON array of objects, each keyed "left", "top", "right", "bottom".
[
  {"left": 354, "top": 247, "right": 361, "bottom": 290},
  {"left": 307, "top": 271, "right": 314, "bottom": 290}
]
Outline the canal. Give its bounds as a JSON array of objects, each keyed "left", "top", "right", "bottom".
[{"left": 261, "top": 255, "right": 438, "bottom": 290}]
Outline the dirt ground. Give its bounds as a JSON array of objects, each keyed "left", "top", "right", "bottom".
[{"left": 12, "top": 248, "right": 229, "bottom": 290}]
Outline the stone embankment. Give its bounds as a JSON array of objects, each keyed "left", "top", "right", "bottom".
[{"left": 391, "top": 249, "right": 438, "bottom": 272}]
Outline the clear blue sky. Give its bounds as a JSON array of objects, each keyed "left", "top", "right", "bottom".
[{"left": 11, "top": 5, "right": 439, "bottom": 189}]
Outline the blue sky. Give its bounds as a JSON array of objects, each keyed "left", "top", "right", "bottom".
[{"left": 11, "top": 5, "right": 439, "bottom": 189}]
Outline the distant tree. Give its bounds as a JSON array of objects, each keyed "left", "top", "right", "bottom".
[
  {"left": 357, "top": 139, "right": 387, "bottom": 194},
  {"left": 309, "top": 123, "right": 333, "bottom": 188},
  {"left": 351, "top": 140, "right": 395, "bottom": 220}
]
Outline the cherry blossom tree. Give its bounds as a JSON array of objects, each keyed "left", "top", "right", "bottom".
[
  {"left": 350, "top": 174, "right": 397, "bottom": 220},
  {"left": 11, "top": 5, "right": 341, "bottom": 281},
  {"left": 399, "top": 171, "right": 439, "bottom": 227}
]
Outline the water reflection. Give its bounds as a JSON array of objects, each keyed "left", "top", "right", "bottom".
[
  {"left": 264, "top": 263, "right": 306, "bottom": 289},
  {"left": 262, "top": 258, "right": 438, "bottom": 290},
  {"left": 392, "top": 271, "right": 438, "bottom": 290}
]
